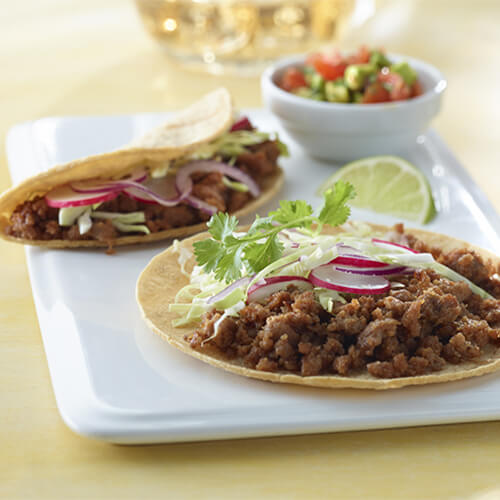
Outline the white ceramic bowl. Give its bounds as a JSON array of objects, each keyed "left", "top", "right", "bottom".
[{"left": 261, "top": 54, "right": 447, "bottom": 163}]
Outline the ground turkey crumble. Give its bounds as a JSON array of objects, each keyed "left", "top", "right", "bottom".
[
  {"left": 5, "top": 140, "right": 280, "bottom": 242},
  {"left": 186, "top": 231, "right": 500, "bottom": 379}
]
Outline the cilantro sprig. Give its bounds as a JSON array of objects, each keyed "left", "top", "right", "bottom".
[{"left": 193, "top": 181, "right": 356, "bottom": 283}]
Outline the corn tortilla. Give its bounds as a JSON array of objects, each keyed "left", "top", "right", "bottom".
[
  {"left": 136, "top": 224, "right": 500, "bottom": 390},
  {"left": 0, "top": 88, "right": 284, "bottom": 247}
]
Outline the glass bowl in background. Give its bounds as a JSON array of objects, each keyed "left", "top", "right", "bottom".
[{"left": 134, "top": 0, "right": 359, "bottom": 75}]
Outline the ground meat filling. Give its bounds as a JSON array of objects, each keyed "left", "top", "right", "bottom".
[
  {"left": 187, "top": 259, "right": 500, "bottom": 379},
  {"left": 5, "top": 140, "right": 280, "bottom": 242}
]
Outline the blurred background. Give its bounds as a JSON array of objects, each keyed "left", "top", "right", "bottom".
[{"left": 1, "top": 0, "right": 498, "bottom": 207}]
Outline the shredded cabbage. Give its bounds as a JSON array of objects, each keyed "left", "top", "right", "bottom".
[
  {"left": 170, "top": 227, "right": 493, "bottom": 327},
  {"left": 77, "top": 209, "right": 92, "bottom": 235}
]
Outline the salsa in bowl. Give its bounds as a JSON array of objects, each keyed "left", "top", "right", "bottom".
[
  {"left": 261, "top": 48, "right": 446, "bottom": 162},
  {"left": 278, "top": 46, "right": 423, "bottom": 104}
]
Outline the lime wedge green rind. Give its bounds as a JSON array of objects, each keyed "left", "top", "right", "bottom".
[{"left": 317, "top": 155, "right": 436, "bottom": 224}]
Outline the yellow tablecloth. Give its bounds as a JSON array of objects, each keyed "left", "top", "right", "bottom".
[{"left": 2, "top": 1, "right": 500, "bottom": 498}]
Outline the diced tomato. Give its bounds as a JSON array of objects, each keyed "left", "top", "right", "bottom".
[
  {"left": 377, "top": 71, "right": 411, "bottom": 101},
  {"left": 411, "top": 80, "right": 423, "bottom": 97},
  {"left": 307, "top": 54, "right": 347, "bottom": 80},
  {"left": 347, "top": 45, "right": 371, "bottom": 65},
  {"left": 280, "top": 67, "right": 307, "bottom": 92},
  {"left": 362, "top": 82, "right": 390, "bottom": 103}
]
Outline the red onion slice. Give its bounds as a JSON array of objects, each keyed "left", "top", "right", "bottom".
[
  {"left": 334, "top": 264, "right": 408, "bottom": 276},
  {"left": 175, "top": 160, "right": 260, "bottom": 215},
  {"left": 230, "top": 116, "right": 253, "bottom": 132},
  {"left": 123, "top": 176, "right": 186, "bottom": 205},
  {"left": 176, "top": 160, "right": 260, "bottom": 198},
  {"left": 208, "top": 277, "right": 252, "bottom": 305},
  {"left": 309, "top": 265, "right": 390, "bottom": 295},
  {"left": 71, "top": 168, "right": 148, "bottom": 194},
  {"left": 184, "top": 195, "right": 218, "bottom": 215},
  {"left": 45, "top": 185, "right": 118, "bottom": 208},
  {"left": 99, "top": 179, "right": 186, "bottom": 207},
  {"left": 372, "top": 238, "right": 419, "bottom": 254},
  {"left": 247, "top": 276, "right": 312, "bottom": 303}
]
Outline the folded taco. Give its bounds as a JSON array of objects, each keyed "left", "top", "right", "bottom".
[
  {"left": 137, "top": 183, "right": 500, "bottom": 390},
  {"left": 0, "top": 88, "right": 285, "bottom": 249}
]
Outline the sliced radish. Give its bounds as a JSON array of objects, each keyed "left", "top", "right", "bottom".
[
  {"left": 372, "top": 238, "right": 419, "bottom": 254},
  {"left": 45, "top": 185, "right": 118, "bottom": 208},
  {"left": 70, "top": 180, "right": 121, "bottom": 194},
  {"left": 208, "top": 277, "right": 252, "bottom": 305},
  {"left": 247, "top": 276, "right": 312, "bottom": 303},
  {"left": 334, "top": 264, "right": 408, "bottom": 276},
  {"left": 309, "top": 265, "right": 390, "bottom": 295},
  {"left": 329, "top": 255, "right": 388, "bottom": 268}
]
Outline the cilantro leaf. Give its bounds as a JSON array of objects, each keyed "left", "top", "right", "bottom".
[
  {"left": 269, "top": 200, "right": 313, "bottom": 226},
  {"left": 244, "top": 236, "right": 284, "bottom": 273},
  {"left": 193, "top": 181, "right": 356, "bottom": 283},
  {"left": 247, "top": 215, "right": 275, "bottom": 235},
  {"left": 207, "top": 213, "right": 238, "bottom": 241},
  {"left": 193, "top": 238, "right": 224, "bottom": 273},
  {"left": 318, "top": 181, "right": 356, "bottom": 227},
  {"left": 214, "top": 246, "right": 245, "bottom": 283}
]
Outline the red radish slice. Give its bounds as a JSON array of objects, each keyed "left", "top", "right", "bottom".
[
  {"left": 208, "top": 277, "right": 252, "bottom": 305},
  {"left": 230, "top": 117, "right": 253, "bottom": 131},
  {"left": 329, "top": 255, "right": 388, "bottom": 268},
  {"left": 334, "top": 264, "right": 408, "bottom": 276},
  {"left": 372, "top": 238, "right": 419, "bottom": 254},
  {"left": 247, "top": 276, "right": 312, "bottom": 303},
  {"left": 123, "top": 186, "right": 157, "bottom": 204},
  {"left": 309, "top": 265, "right": 390, "bottom": 295},
  {"left": 45, "top": 185, "right": 118, "bottom": 208},
  {"left": 70, "top": 180, "right": 122, "bottom": 194}
]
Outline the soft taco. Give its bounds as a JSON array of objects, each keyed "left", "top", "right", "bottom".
[
  {"left": 0, "top": 88, "right": 285, "bottom": 249},
  {"left": 137, "top": 184, "right": 500, "bottom": 390}
]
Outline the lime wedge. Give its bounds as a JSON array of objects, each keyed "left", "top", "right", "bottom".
[{"left": 317, "top": 156, "right": 436, "bottom": 224}]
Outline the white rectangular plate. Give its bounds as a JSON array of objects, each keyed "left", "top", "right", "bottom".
[{"left": 6, "top": 110, "right": 500, "bottom": 444}]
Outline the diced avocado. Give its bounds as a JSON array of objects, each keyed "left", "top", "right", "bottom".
[
  {"left": 325, "top": 81, "right": 350, "bottom": 103},
  {"left": 293, "top": 87, "right": 324, "bottom": 101},
  {"left": 303, "top": 66, "right": 316, "bottom": 86},
  {"left": 370, "top": 50, "right": 391, "bottom": 69},
  {"left": 344, "top": 63, "right": 377, "bottom": 91},
  {"left": 390, "top": 61, "right": 417, "bottom": 86},
  {"left": 352, "top": 91, "right": 364, "bottom": 103},
  {"left": 309, "top": 72, "right": 325, "bottom": 92},
  {"left": 58, "top": 206, "right": 89, "bottom": 226}
]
